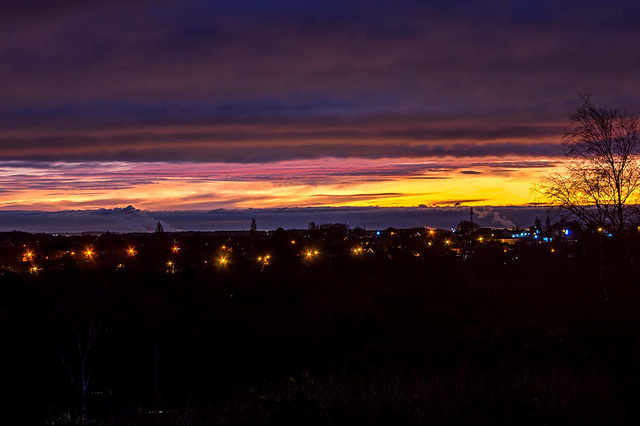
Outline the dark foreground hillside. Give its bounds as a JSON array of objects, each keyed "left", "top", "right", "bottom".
[{"left": 1, "top": 230, "right": 640, "bottom": 425}]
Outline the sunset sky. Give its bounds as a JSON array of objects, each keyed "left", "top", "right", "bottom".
[{"left": 1, "top": 0, "right": 639, "bottom": 211}]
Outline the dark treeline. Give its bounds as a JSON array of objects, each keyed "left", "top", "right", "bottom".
[{"left": 1, "top": 227, "right": 640, "bottom": 424}]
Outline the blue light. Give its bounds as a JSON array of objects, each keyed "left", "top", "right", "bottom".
[{"left": 376, "top": 231, "right": 381, "bottom": 236}]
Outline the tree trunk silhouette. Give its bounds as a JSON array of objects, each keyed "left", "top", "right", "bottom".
[{"left": 60, "top": 320, "right": 101, "bottom": 425}]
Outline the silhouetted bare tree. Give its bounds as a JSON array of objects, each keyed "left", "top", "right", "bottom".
[
  {"left": 155, "top": 221, "right": 164, "bottom": 233},
  {"left": 60, "top": 319, "right": 101, "bottom": 424},
  {"left": 537, "top": 94, "right": 640, "bottom": 231}
]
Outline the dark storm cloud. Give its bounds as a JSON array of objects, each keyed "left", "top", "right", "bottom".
[
  {"left": 0, "top": 134, "right": 561, "bottom": 162},
  {"left": 0, "top": 204, "right": 550, "bottom": 233},
  {"left": 152, "top": 205, "right": 545, "bottom": 231},
  {"left": 0, "top": 113, "right": 565, "bottom": 162},
  {"left": 0, "top": 0, "right": 638, "bottom": 163},
  {"left": 0, "top": 205, "right": 175, "bottom": 233}
]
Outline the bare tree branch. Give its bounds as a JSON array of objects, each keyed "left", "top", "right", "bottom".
[{"left": 537, "top": 94, "right": 640, "bottom": 231}]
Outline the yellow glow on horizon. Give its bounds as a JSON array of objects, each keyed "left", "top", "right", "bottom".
[{"left": 0, "top": 157, "right": 557, "bottom": 210}]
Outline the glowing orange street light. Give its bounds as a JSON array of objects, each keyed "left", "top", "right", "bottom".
[
  {"left": 30, "top": 266, "right": 39, "bottom": 274},
  {"left": 84, "top": 248, "right": 94, "bottom": 258},
  {"left": 171, "top": 245, "right": 180, "bottom": 253},
  {"left": 25, "top": 251, "right": 34, "bottom": 260},
  {"left": 127, "top": 247, "right": 136, "bottom": 256},
  {"left": 217, "top": 256, "right": 228, "bottom": 266}
]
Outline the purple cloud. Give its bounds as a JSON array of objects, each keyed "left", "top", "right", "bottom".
[{"left": 0, "top": 1, "right": 638, "bottom": 164}]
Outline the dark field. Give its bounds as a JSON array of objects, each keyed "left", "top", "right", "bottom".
[{"left": 1, "top": 228, "right": 639, "bottom": 425}]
